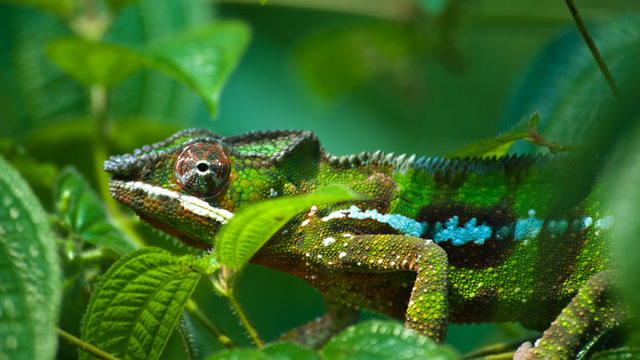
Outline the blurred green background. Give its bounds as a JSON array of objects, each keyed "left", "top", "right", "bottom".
[{"left": 2, "top": 0, "right": 640, "bottom": 358}]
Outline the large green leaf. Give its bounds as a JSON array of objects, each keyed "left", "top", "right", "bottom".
[
  {"left": 46, "top": 21, "right": 250, "bottom": 116},
  {"left": 607, "top": 118, "right": 640, "bottom": 330},
  {"left": 80, "top": 247, "right": 203, "bottom": 360},
  {"left": 0, "top": 156, "right": 61, "bottom": 360},
  {"left": 53, "top": 167, "right": 137, "bottom": 254},
  {"left": 215, "top": 185, "right": 359, "bottom": 271},
  {"left": 321, "top": 321, "right": 459, "bottom": 360},
  {"left": 502, "top": 14, "right": 640, "bottom": 154}
]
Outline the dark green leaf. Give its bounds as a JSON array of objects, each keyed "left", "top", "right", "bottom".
[
  {"left": 46, "top": 37, "right": 143, "bottom": 87},
  {"left": 0, "top": 155, "right": 61, "bottom": 360},
  {"left": 80, "top": 247, "right": 202, "bottom": 360},
  {"left": 607, "top": 118, "right": 640, "bottom": 330},
  {"left": 590, "top": 348, "right": 640, "bottom": 360},
  {"left": 54, "top": 167, "right": 136, "bottom": 254},
  {"left": 502, "top": 14, "right": 640, "bottom": 154},
  {"left": 215, "top": 185, "right": 359, "bottom": 271},
  {"left": 321, "top": 320, "right": 459, "bottom": 360}
]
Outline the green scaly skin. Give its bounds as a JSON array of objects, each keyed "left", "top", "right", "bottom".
[{"left": 104, "top": 129, "right": 626, "bottom": 359}]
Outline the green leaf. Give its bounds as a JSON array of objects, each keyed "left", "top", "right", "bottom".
[
  {"left": 215, "top": 185, "right": 359, "bottom": 271},
  {"left": 46, "top": 21, "right": 250, "bottom": 116},
  {"left": 502, "top": 14, "right": 640, "bottom": 154},
  {"left": 204, "top": 343, "right": 321, "bottom": 360},
  {"left": 262, "top": 343, "right": 322, "bottom": 360},
  {"left": 46, "top": 37, "right": 143, "bottom": 87},
  {"left": 321, "top": 320, "right": 459, "bottom": 360},
  {"left": 0, "top": 156, "right": 61, "bottom": 360},
  {"left": 142, "top": 21, "right": 251, "bottom": 116},
  {"left": 80, "top": 247, "right": 202, "bottom": 360},
  {"left": 445, "top": 132, "right": 528, "bottom": 159},
  {"left": 607, "top": 119, "right": 640, "bottom": 330},
  {"left": 54, "top": 167, "right": 137, "bottom": 254},
  {"left": 0, "top": 0, "right": 76, "bottom": 17},
  {"left": 591, "top": 348, "right": 640, "bottom": 360}
]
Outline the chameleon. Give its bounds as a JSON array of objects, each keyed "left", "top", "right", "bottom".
[{"left": 104, "top": 128, "right": 627, "bottom": 359}]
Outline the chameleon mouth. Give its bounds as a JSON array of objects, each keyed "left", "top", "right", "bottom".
[{"left": 108, "top": 179, "right": 234, "bottom": 224}]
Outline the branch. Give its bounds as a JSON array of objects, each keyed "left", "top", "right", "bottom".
[{"left": 565, "top": 0, "right": 622, "bottom": 100}]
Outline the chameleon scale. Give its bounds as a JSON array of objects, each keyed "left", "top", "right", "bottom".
[{"left": 105, "top": 129, "right": 624, "bottom": 359}]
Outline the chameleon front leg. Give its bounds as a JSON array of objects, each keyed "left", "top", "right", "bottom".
[
  {"left": 278, "top": 295, "right": 359, "bottom": 349},
  {"left": 515, "top": 270, "right": 628, "bottom": 360},
  {"left": 334, "top": 235, "right": 450, "bottom": 343}
]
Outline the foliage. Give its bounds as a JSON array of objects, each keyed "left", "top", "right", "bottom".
[{"left": 1, "top": 0, "right": 640, "bottom": 359}]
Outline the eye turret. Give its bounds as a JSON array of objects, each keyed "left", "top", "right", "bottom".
[{"left": 174, "top": 143, "right": 230, "bottom": 197}]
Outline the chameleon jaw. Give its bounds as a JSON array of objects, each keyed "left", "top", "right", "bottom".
[{"left": 108, "top": 178, "right": 234, "bottom": 248}]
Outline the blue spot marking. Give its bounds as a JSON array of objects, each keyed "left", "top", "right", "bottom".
[
  {"left": 595, "top": 216, "right": 614, "bottom": 230},
  {"left": 515, "top": 209, "right": 544, "bottom": 240},
  {"left": 433, "top": 216, "right": 492, "bottom": 246},
  {"left": 335, "top": 205, "right": 426, "bottom": 237},
  {"left": 547, "top": 219, "right": 568, "bottom": 236}
]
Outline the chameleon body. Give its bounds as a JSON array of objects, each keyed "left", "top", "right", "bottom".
[{"left": 105, "top": 129, "right": 625, "bottom": 359}]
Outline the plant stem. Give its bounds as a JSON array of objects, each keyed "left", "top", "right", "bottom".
[
  {"left": 228, "top": 290, "right": 264, "bottom": 347},
  {"left": 216, "top": 272, "right": 264, "bottom": 347},
  {"left": 564, "top": 0, "right": 622, "bottom": 100},
  {"left": 185, "top": 299, "right": 236, "bottom": 349},
  {"left": 57, "top": 328, "right": 123, "bottom": 360}
]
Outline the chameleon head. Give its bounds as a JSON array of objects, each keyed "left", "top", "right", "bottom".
[{"left": 104, "top": 128, "right": 322, "bottom": 249}]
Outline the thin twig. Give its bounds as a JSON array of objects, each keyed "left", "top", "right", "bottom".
[
  {"left": 565, "top": 0, "right": 622, "bottom": 100},
  {"left": 57, "top": 328, "right": 123, "bottom": 360}
]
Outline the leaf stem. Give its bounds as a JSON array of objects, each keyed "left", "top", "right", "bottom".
[
  {"left": 211, "top": 270, "right": 264, "bottom": 348},
  {"left": 228, "top": 274, "right": 264, "bottom": 348},
  {"left": 185, "top": 299, "right": 236, "bottom": 349},
  {"left": 57, "top": 328, "right": 123, "bottom": 360},
  {"left": 564, "top": 0, "right": 622, "bottom": 100}
]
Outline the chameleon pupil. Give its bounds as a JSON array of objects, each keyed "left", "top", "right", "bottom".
[
  {"left": 174, "top": 143, "right": 230, "bottom": 197},
  {"left": 197, "top": 162, "right": 209, "bottom": 172}
]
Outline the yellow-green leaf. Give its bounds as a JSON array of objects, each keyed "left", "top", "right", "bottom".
[{"left": 215, "top": 185, "right": 359, "bottom": 271}]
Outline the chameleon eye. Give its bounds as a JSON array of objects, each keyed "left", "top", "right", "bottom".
[{"left": 174, "top": 143, "right": 230, "bottom": 197}]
